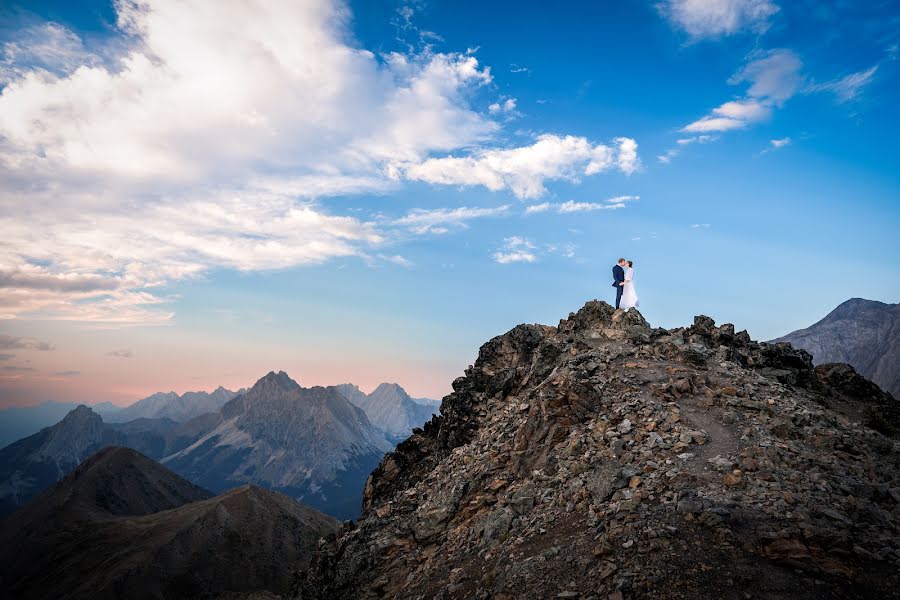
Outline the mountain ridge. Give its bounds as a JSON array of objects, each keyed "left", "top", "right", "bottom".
[
  {"left": 0, "top": 446, "right": 337, "bottom": 600},
  {"left": 772, "top": 297, "right": 899, "bottom": 398},
  {"left": 295, "top": 301, "right": 900, "bottom": 599}
]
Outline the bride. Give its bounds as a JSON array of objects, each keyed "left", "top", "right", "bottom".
[{"left": 621, "top": 260, "right": 639, "bottom": 310}]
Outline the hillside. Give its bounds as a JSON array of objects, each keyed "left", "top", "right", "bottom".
[
  {"left": 0, "top": 447, "right": 337, "bottom": 600},
  {"left": 295, "top": 301, "right": 900, "bottom": 600}
]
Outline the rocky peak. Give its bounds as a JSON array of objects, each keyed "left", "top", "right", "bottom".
[
  {"left": 255, "top": 370, "right": 301, "bottom": 392},
  {"left": 295, "top": 301, "right": 900, "bottom": 600}
]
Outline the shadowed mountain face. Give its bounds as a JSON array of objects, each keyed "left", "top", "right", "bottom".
[
  {"left": 0, "top": 402, "right": 120, "bottom": 449},
  {"left": 335, "top": 382, "right": 439, "bottom": 441},
  {"left": 0, "top": 447, "right": 337, "bottom": 600},
  {"left": 162, "top": 371, "right": 392, "bottom": 520},
  {"left": 106, "top": 386, "right": 241, "bottom": 423},
  {"left": 0, "top": 406, "right": 178, "bottom": 517},
  {"left": 295, "top": 302, "right": 900, "bottom": 600},
  {"left": 772, "top": 298, "right": 900, "bottom": 398}
]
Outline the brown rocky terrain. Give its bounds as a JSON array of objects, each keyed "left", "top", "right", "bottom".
[{"left": 294, "top": 301, "right": 900, "bottom": 600}]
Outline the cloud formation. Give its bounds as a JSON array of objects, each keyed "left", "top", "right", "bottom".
[
  {"left": 394, "top": 205, "right": 510, "bottom": 235},
  {"left": 492, "top": 237, "right": 536, "bottom": 264},
  {"left": 808, "top": 66, "right": 878, "bottom": 103},
  {"left": 0, "top": 0, "right": 638, "bottom": 323},
  {"left": 658, "top": 0, "right": 779, "bottom": 39},
  {"left": 0, "top": 335, "right": 54, "bottom": 351},
  {"left": 394, "top": 135, "right": 639, "bottom": 199},
  {"left": 525, "top": 195, "right": 639, "bottom": 214},
  {"left": 682, "top": 49, "right": 801, "bottom": 134}
]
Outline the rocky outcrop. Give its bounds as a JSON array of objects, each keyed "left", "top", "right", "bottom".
[
  {"left": 295, "top": 301, "right": 900, "bottom": 600},
  {"left": 772, "top": 298, "right": 899, "bottom": 398},
  {"left": 0, "top": 447, "right": 337, "bottom": 600}
]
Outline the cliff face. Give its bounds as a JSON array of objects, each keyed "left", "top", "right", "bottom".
[
  {"left": 295, "top": 301, "right": 900, "bottom": 600},
  {"left": 772, "top": 298, "right": 899, "bottom": 399}
]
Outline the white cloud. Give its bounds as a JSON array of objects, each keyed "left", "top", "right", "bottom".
[
  {"left": 492, "top": 237, "right": 536, "bottom": 264},
  {"left": 658, "top": 0, "right": 779, "bottom": 39},
  {"left": 393, "top": 205, "right": 510, "bottom": 234},
  {"left": 676, "top": 135, "right": 717, "bottom": 145},
  {"left": 524, "top": 196, "right": 639, "bottom": 214},
  {"left": 729, "top": 49, "right": 803, "bottom": 102},
  {"left": 525, "top": 202, "right": 551, "bottom": 214},
  {"left": 395, "top": 135, "right": 639, "bottom": 199},
  {"left": 488, "top": 97, "right": 517, "bottom": 114},
  {"left": 691, "top": 223, "right": 711, "bottom": 228},
  {"left": 808, "top": 66, "right": 878, "bottom": 103},
  {"left": 770, "top": 137, "right": 791, "bottom": 148},
  {"left": 681, "top": 49, "right": 801, "bottom": 135}
]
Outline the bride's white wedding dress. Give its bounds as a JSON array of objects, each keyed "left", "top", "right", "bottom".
[{"left": 621, "top": 267, "right": 639, "bottom": 310}]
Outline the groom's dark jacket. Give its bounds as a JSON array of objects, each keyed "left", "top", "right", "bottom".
[{"left": 612, "top": 264, "right": 625, "bottom": 287}]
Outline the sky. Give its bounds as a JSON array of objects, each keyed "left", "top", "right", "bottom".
[{"left": 0, "top": 0, "right": 898, "bottom": 408}]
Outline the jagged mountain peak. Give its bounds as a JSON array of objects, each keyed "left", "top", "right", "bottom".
[
  {"left": 296, "top": 301, "right": 900, "bottom": 599},
  {"left": 60, "top": 404, "right": 101, "bottom": 423},
  {"left": 253, "top": 370, "right": 301, "bottom": 392}
]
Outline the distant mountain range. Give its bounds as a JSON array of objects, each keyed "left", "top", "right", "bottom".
[
  {"left": 0, "top": 401, "right": 121, "bottom": 448},
  {"left": 0, "top": 446, "right": 337, "bottom": 600},
  {"left": 772, "top": 298, "right": 899, "bottom": 398},
  {"left": 0, "top": 372, "right": 438, "bottom": 520},
  {"left": 335, "top": 382, "right": 439, "bottom": 441},
  {"left": 0, "top": 406, "right": 182, "bottom": 517},
  {"left": 163, "top": 371, "right": 393, "bottom": 519},
  {"left": 104, "top": 386, "right": 243, "bottom": 423}
]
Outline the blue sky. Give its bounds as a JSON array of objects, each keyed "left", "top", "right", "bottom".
[{"left": 0, "top": 0, "right": 898, "bottom": 406}]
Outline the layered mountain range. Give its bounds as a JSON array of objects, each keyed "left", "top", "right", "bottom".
[
  {"left": 105, "top": 386, "right": 243, "bottom": 423},
  {"left": 0, "top": 372, "right": 433, "bottom": 519},
  {"left": 0, "top": 446, "right": 337, "bottom": 600},
  {"left": 0, "top": 406, "right": 180, "bottom": 516},
  {"left": 772, "top": 298, "right": 899, "bottom": 399},
  {"left": 163, "top": 371, "right": 393, "bottom": 519},
  {"left": 295, "top": 302, "right": 900, "bottom": 599}
]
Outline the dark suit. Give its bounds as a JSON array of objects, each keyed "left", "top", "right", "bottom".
[{"left": 612, "top": 264, "right": 625, "bottom": 309}]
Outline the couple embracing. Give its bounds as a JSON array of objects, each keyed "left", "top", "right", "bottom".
[{"left": 612, "top": 258, "right": 639, "bottom": 310}]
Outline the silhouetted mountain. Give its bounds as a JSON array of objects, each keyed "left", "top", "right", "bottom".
[
  {"left": 772, "top": 298, "right": 899, "bottom": 398},
  {"left": 0, "top": 401, "right": 120, "bottom": 448},
  {"left": 0, "top": 447, "right": 336, "bottom": 600},
  {"left": 335, "top": 382, "right": 439, "bottom": 441},
  {"left": 106, "top": 385, "right": 241, "bottom": 423},
  {"left": 163, "top": 371, "right": 392, "bottom": 519},
  {"left": 296, "top": 302, "right": 900, "bottom": 600},
  {"left": 0, "top": 406, "right": 176, "bottom": 517}
]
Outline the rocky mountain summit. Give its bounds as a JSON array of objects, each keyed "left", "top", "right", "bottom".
[
  {"left": 295, "top": 301, "right": 900, "bottom": 600},
  {"left": 1, "top": 447, "right": 338, "bottom": 600},
  {"left": 772, "top": 298, "right": 899, "bottom": 399},
  {"left": 337, "top": 382, "right": 439, "bottom": 441}
]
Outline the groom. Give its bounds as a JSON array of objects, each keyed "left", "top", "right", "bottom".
[{"left": 612, "top": 258, "right": 626, "bottom": 309}]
